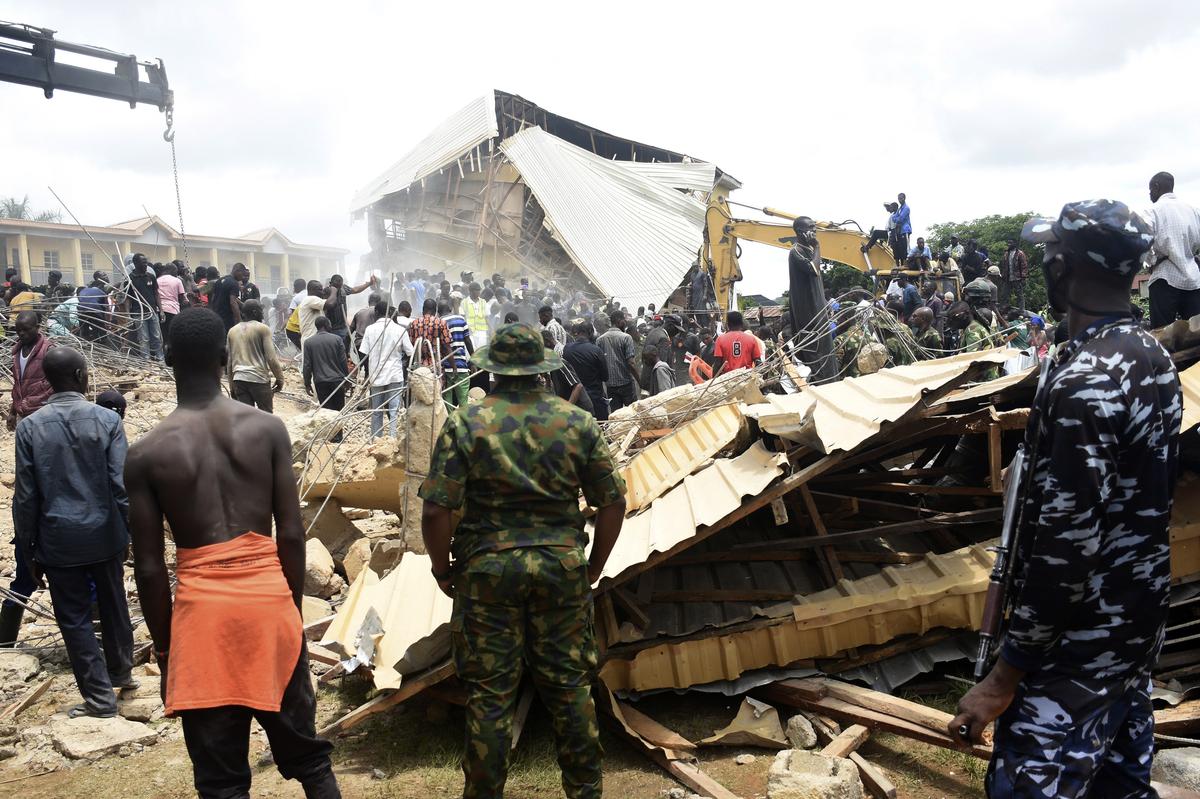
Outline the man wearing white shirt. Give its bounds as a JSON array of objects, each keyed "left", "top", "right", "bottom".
[
  {"left": 359, "top": 300, "right": 415, "bottom": 438},
  {"left": 1147, "top": 171, "right": 1200, "bottom": 328}
]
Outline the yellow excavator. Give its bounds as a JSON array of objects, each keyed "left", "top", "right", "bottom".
[{"left": 698, "top": 193, "right": 962, "bottom": 313}]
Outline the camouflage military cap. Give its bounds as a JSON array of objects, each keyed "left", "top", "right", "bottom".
[
  {"left": 1021, "top": 199, "right": 1153, "bottom": 275},
  {"left": 470, "top": 323, "right": 563, "bottom": 375}
]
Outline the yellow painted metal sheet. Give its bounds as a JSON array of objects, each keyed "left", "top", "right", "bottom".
[
  {"left": 1182, "top": 362, "right": 1200, "bottom": 435},
  {"left": 621, "top": 403, "right": 745, "bottom": 513},
  {"left": 744, "top": 348, "right": 1012, "bottom": 454},
  {"left": 597, "top": 442, "right": 788, "bottom": 585},
  {"left": 599, "top": 545, "right": 994, "bottom": 693}
]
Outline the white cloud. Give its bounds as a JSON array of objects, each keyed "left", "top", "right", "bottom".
[{"left": 2, "top": 0, "right": 1197, "bottom": 300}]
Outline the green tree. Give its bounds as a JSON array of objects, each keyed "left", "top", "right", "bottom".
[
  {"left": 0, "top": 195, "right": 61, "bottom": 223},
  {"left": 926, "top": 213, "right": 1047, "bottom": 310},
  {"left": 738, "top": 294, "right": 758, "bottom": 311},
  {"left": 821, "top": 261, "right": 871, "bottom": 298}
]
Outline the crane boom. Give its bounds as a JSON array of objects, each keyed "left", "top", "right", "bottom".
[{"left": 0, "top": 21, "right": 172, "bottom": 112}]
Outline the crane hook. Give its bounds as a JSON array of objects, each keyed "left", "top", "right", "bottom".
[{"left": 163, "top": 105, "right": 175, "bottom": 143}]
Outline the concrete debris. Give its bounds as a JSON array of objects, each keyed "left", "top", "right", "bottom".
[
  {"left": 301, "top": 595, "right": 332, "bottom": 624},
  {"left": 1153, "top": 748, "right": 1200, "bottom": 792},
  {"left": 367, "top": 539, "right": 406, "bottom": 578},
  {"left": 735, "top": 753, "right": 757, "bottom": 765},
  {"left": 767, "top": 749, "right": 863, "bottom": 799},
  {"left": 304, "top": 538, "right": 343, "bottom": 598},
  {"left": 0, "top": 651, "right": 41, "bottom": 692},
  {"left": 605, "top": 368, "right": 763, "bottom": 445},
  {"left": 286, "top": 409, "right": 344, "bottom": 458},
  {"left": 49, "top": 714, "right": 158, "bottom": 760},
  {"left": 342, "top": 538, "right": 373, "bottom": 584},
  {"left": 302, "top": 499, "right": 366, "bottom": 567},
  {"left": 786, "top": 714, "right": 819, "bottom": 750},
  {"left": 398, "top": 367, "right": 446, "bottom": 554}
]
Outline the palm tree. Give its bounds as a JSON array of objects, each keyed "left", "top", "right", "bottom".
[{"left": 0, "top": 195, "right": 61, "bottom": 223}]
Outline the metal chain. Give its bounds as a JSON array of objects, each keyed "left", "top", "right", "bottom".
[{"left": 166, "top": 107, "right": 189, "bottom": 267}]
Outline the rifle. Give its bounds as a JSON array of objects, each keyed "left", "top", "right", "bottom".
[{"left": 973, "top": 355, "right": 1053, "bottom": 681}]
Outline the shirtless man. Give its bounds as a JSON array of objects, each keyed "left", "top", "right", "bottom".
[{"left": 127, "top": 307, "right": 340, "bottom": 799}]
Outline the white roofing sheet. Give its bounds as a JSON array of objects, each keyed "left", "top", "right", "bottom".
[
  {"left": 350, "top": 93, "right": 499, "bottom": 213},
  {"left": 622, "top": 160, "right": 718, "bottom": 193},
  {"left": 500, "top": 126, "right": 707, "bottom": 310}
]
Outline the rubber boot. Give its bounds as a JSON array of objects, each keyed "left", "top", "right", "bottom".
[{"left": 0, "top": 604, "right": 24, "bottom": 648}]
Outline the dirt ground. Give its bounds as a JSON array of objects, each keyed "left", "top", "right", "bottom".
[{"left": 3, "top": 685, "right": 986, "bottom": 798}]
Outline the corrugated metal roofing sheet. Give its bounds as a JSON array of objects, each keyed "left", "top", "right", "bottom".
[
  {"left": 622, "top": 161, "right": 718, "bottom": 193},
  {"left": 320, "top": 553, "right": 453, "bottom": 690},
  {"left": 1182, "top": 361, "right": 1200, "bottom": 434},
  {"left": 597, "top": 442, "right": 788, "bottom": 584},
  {"left": 599, "top": 544, "right": 994, "bottom": 693},
  {"left": 621, "top": 403, "right": 745, "bottom": 513},
  {"left": 837, "top": 633, "right": 978, "bottom": 694},
  {"left": 743, "top": 348, "right": 1012, "bottom": 454},
  {"left": 350, "top": 93, "right": 499, "bottom": 213},
  {"left": 500, "top": 126, "right": 707, "bottom": 311}
]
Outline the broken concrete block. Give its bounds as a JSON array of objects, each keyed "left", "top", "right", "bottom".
[
  {"left": 117, "top": 677, "right": 162, "bottom": 722},
  {"left": 367, "top": 539, "right": 406, "bottom": 577},
  {"left": 302, "top": 595, "right": 332, "bottom": 624},
  {"left": 786, "top": 714, "right": 818, "bottom": 750},
  {"left": 0, "top": 651, "right": 40, "bottom": 689},
  {"left": 1153, "top": 747, "right": 1200, "bottom": 792},
  {"left": 767, "top": 749, "right": 862, "bottom": 799},
  {"left": 343, "top": 538, "right": 372, "bottom": 584},
  {"left": 50, "top": 714, "right": 158, "bottom": 760},
  {"left": 736, "top": 753, "right": 757, "bottom": 765},
  {"left": 304, "top": 538, "right": 338, "bottom": 598},
  {"left": 342, "top": 507, "right": 372, "bottom": 521},
  {"left": 302, "top": 499, "right": 365, "bottom": 564}
]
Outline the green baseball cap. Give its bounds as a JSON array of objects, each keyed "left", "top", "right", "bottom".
[{"left": 470, "top": 323, "right": 563, "bottom": 376}]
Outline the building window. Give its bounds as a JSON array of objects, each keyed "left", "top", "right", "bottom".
[
  {"left": 44, "top": 251, "right": 59, "bottom": 270},
  {"left": 10, "top": 248, "right": 17, "bottom": 268},
  {"left": 82, "top": 252, "right": 94, "bottom": 271},
  {"left": 268, "top": 264, "right": 282, "bottom": 293}
]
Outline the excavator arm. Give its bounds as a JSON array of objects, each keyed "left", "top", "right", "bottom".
[
  {"left": 0, "top": 21, "right": 172, "bottom": 116},
  {"left": 701, "top": 195, "right": 958, "bottom": 312}
]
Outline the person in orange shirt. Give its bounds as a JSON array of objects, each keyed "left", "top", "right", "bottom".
[{"left": 711, "top": 311, "right": 764, "bottom": 376}]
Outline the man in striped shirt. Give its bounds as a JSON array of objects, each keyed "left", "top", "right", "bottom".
[{"left": 439, "top": 300, "right": 473, "bottom": 409}]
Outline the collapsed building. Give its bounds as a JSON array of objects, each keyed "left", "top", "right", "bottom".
[{"left": 350, "top": 90, "right": 740, "bottom": 311}]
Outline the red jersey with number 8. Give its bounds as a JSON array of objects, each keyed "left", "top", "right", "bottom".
[{"left": 713, "top": 331, "right": 763, "bottom": 371}]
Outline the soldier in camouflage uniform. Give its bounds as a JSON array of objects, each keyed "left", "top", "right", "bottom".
[
  {"left": 951, "top": 200, "right": 1182, "bottom": 799},
  {"left": 420, "top": 323, "right": 627, "bottom": 799},
  {"left": 910, "top": 307, "right": 943, "bottom": 357},
  {"left": 833, "top": 311, "right": 870, "bottom": 378},
  {"left": 960, "top": 280, "right": 1000, "bottom": 380}
]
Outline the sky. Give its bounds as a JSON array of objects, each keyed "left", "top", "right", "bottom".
[{"left": 4, "top": 0, "right": 1200, "bottom": 300}]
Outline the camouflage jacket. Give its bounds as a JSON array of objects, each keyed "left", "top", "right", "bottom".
[
  {"left": 419, "top": 379, "right": 626, "bottom": 562},
  {"left": 962, "top": 319, "right": 998, "bottom": 380},
  {"left": 1001, "top": 320, "right": 1181, "bottom": 679},
  {"left": 834, "top": 329, "right": 868, "bottom": 378},
  {"left": 885, "top": 335, "right": 914, "bottom": 367},
  {"left": 913, "top": 326, "right": 943, "bottom": 354}
]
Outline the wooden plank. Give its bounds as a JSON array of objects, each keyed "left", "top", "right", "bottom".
[
  {"left": 757, "top": 682, "right": 991, "bottom": 760},
  {"left": 652, "top": 589, "right": 800, "bottom": 604},
  {"left": 851, "top": 752, "right": 898, "bottom": 799},
  {"left": 307, "top": 644, "right": 340, "bottom": 667},
  {"left": 1154, "top": 699, "right": 1200, "bottom": 735},
  {"left": 318, "top": 662, "right": 346, "bottom": 684},
  {"left": 819, "top": 724, "right": 870, "bottom": 758},
  {"left": 988, "top": 424, "right": 1003, "bottom": 493},
  {"left": 611, "top": 587, "right": 651, "bottom": 630},
  {"left": 807, "top": 714, "right": 895, "bottom": 799},
  {"left": 318, "top": 660, "right": 454, "bottom": 737},
  {"left": 653, "top": 755, "right": 742, "bottom": 799},
  {"left": 658, "top": 549, "right": 921, "bottom": 568},
  {"left": 510, "top": 685, "right": 535, "bottom": 751},
  {"left": 828, "top": 482, "right": 999, "bottom": 496},
  {"left": 614, "top": 700, "right": 696, "bottom": 753},
  {"left": 732, "top": 508, "right": 1002, "bottom": 553},
  {"left": 596, "top": 593, "right": 619, "bottom": 652},
  {"left": 799, "top": 484, "right": 844, "bottom": 584},
  {"left": 788, "top": 678, "right": 964, "bottom": 740},
  {"left": 0, "top": 676, "right": 52, "bottom": 720}
]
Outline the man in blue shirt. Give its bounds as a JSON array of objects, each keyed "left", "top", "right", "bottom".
[
  {"left": 907, "top": 236, "right": 932, "bottom": 271},
  {"left": 79, "top": 271, "right": 112, "bottom": 343},
  {"left": 890, "top": 192, "right": 912, "bottom": 265},
  {"left": 439, "top": 300, "right": 473, "bottom": 408},
  {"left": 13, "top": 347, "right": 135, "bottom": 717}
]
